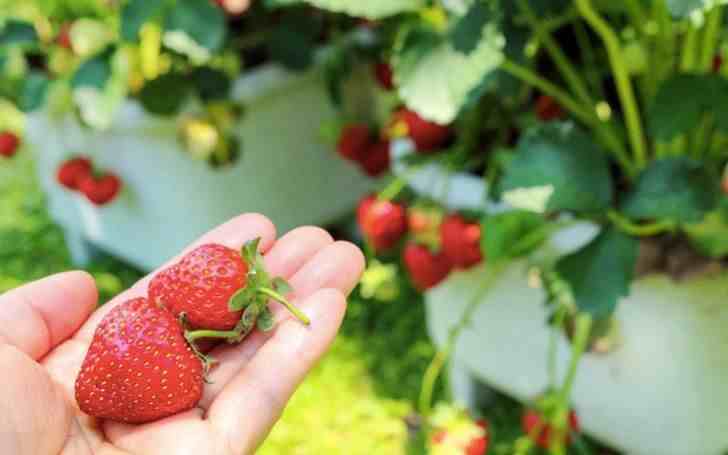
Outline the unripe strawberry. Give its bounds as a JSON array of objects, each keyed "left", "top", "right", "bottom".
[
  {"left": 357, "top": 195, "right": 407, "bottom": 252},
  {"left": 440, "top": 214, "right": 483, "bottom": 269},
  {"left": 403, "top": 243, "right": 451, "bottom": 291}
]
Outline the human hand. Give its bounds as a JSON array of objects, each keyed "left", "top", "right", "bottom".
[{"left": 0, "top": 214, "right": 364, "bottom": 455}]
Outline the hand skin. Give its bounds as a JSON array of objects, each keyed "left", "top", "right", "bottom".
[{"left": 0, "top": 214, "right": 365, "bottom": 455}]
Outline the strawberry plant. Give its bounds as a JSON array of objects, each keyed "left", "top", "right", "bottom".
[{"left": 315, "top": 1, "right": 728, "bottom": 453}]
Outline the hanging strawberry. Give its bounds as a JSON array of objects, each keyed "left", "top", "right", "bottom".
[
  {"left": 57, "top": 156, "right": 93, "bottom": 190},
  {"left": 78, "top": 172, "right": 123, "bottom": 206},
  {"left": 357, "top": 195, "right": 407, "bottom": 252},
  {"left": 387, "top": 108, "right": 451, "bottom": 153},
  {"left": 0, "top": 131, "right": 20, "bottom": 158},
  {"left": 440, "top": 214, "right": 483, "bottom": 270},
  {"left": 535, "top": 95, "right": 565, "bottom": 122},
  {"left": 402, "top": 243, "right": 451, "bottom": 291}
]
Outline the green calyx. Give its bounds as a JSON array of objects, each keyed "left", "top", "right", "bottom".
[{"left": 183, "top": 238, "right": 310, "bottom": 374}]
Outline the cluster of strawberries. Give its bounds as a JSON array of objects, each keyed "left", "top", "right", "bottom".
[
  {"left": 337, "top": 62, "right": 452, "bottom": 178},
  {"left": 0, "top": 131, "right": 20, "bottom": 159},
  {"left": 357, "top": 195, "right": 483, "bottom": 291},
  {"left": 56, "top": 156, "right": 122, "bottom": 206},
  {"left": 75, "top": 240, "right": 309, "bottom": 423}
]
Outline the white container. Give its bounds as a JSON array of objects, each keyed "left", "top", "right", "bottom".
[
  {"left": 426, "top": 260, "right": 728, "bottom": 455},
  {"left": 27, "top": 63, "right": 375, "bottom": 271}
]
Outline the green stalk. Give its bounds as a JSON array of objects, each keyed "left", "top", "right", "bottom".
[
  {"left": 681, "top": 23, "right": 699, "bottom": 71},
  {"left": 573, "top": 20, "right": 605, "bottom": 99},
  {"left": 607, "top": 210, "right": 677, "bottom": 236},
  {"left": 259, "top": 287, "right": 310, "bottom": 325},
  {"left": 559, "top": 313, "right": 592, "bottom": 401},
  {"left": 516, "top": 0, "right": 593, "bottom": 105},
  {"left": 700, "top": 5, "right": 723, "bottom": 72},
  {"left": 418, "top": 263, "right": 504, "bottom": 416},
  {"left": 576, "top": 0, "right": 648, "bottom": 170}
]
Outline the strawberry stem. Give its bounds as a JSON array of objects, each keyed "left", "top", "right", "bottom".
[
  {"left": 259, "top": 287, "right": 311, "bottom": 325},
  {"left": 185, "top": 329, "right": 242, "bottom": 343}
]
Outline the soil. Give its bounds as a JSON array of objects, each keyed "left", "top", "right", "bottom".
[{"left": 634, "top": 236, "right": 727, "bottom": 282}]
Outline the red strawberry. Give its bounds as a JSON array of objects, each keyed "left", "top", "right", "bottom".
[
  {"left": 57, "top": 22, "right": 72, "bottom": 49},
  {"left": 522, "top": 408, "right": 580, "bottom": 449},
  {"left": 337, "top": 124, "right": 372, "bottom": 162},
  {"left": 0, "top": 131, "right": 20, "bottom": 158},
  {"left": 372, "top": 62, "right": 394, "bottom": 90},
  {"left": 150, "top": 240, "right": 309, "bottom": 345},
  {"left": 403, "top": 243, "right": 451, "bottom": 291},
  {"left": 57, "top": 156, "right": 93, "bottom": 190},
  {"left": 78, "top": 172, "right": 122, "bottom": 206},
  {"left": 390, "top": 108, "right": 451, "bottom": 153},
  {"left": 430, "top": 418, "right": 489, "bottom": 455},
  {"left": 357, "top": 195, "right": 407, "bottom": 252},
  {"left": 360, "top": 140, "right": 390, "bottom": 177},
  {"left": 440, "top": 214, "right": 483, "bottom": 269},
  {"left": 75, "top": 297, "right": 204, "bottom": 424},
  {"left": 536, "top": 95, "right": 565, "bottom": 122}
]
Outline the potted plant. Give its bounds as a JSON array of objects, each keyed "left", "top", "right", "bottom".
[
  {"left": 311, "top": 1, "right": 728, "bottom": 454},
  {"left": 0, "top": 0, "right": 377, "bottom": 270}
]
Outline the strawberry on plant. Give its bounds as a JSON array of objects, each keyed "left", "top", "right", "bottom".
[
  {"left": 337, "top": 124, "right": 372, "bottom": 162},
  {"left": 403, "top": 243, "right": 451, "bottom": 291},
  {"left": 0, "top": 131, "right": 20, "bottom": 158},
  {"left": 535, "top": 95, "right": 565, "bottom": 122},
  {"left": 75, "top": 297, "right": 204, "bottom": 424},
  {"left": 407, "top": 206, "right": 443, "bottom": 250},
  {"left": 522, "top": 408, "right": 580, "bottom": 449},
  {"left": 78, "top": 172, "right": 122, "bottom": 206},
  {"left": 57, "top": 22, "right": 72, "bottom": 49},
  {"left": 150, "top": 240, "right": 310, "bottom": 361},
  {"left": 440, "top": 214, "right": 483, "bottom": 269},
  {"left": 357, "top": 195, "right": 407, "bottom": 252},
  {"left": 388, "top": 108, "right": 451, "bottom": 153},
  {"left": 57, "top": 156, "right": 93, "bottom": 190},
  {"left": 360, "top": 140, "right": 390, "bottom": 177},
  {"left": 429, "top": 404, "right": 489, "bottom": 455},
  {"left": 372, "top": 62, "right": 394, "bottom": 91}
]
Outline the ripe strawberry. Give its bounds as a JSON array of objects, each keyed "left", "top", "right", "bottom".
[
  {"left": 57, "top": 156, "right": 93, "bottom": 190},
  {"left": 78, "top": 172, "right": 122, "bottom": 206},
  {"left": 522, "top": 408, "right": 580, "bottom": 449},
  {"left": 75, "top": 297, "right": 203, "bottom": 424},
  {"left": 440, "top": 214, "right": 483, "bottom": 270},
  {"left": 337, "top": 124, "right": 372, "bottom": 162},
  {"left": 536, "top": 95, "right": 565, "bottom": 122},
  {"left": 403, "top": 243, "right": 451, "bottom": 291},
  {"left": 0, "top": 131, "right": 20, "bottom": 158},
  {"left": 150, "top": 240, "right": 309, "bottom": 347},
  {"left": 360, "top": 140, "right": 390, "bottom": 177},
  {"left": 57, "top": 22, "right": 72, "bottom": 49},
  {"left": 372, "top": 62, "right": 394, "bottom": 90},
  {"left": 389, "top": 108, "right": 451, "bottom": 153},
  {"left": 357, "top": 195, "right": 407, "bottom": 252}
]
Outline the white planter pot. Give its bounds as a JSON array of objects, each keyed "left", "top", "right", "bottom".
[
  {"left": 426, "top": 261, "right": 728, "bottom": 455},
  {"left": 27, "top": 63, "right": 375, "bottom": 271}
]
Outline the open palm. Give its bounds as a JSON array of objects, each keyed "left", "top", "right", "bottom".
[{"left": 0, "top": 214, "right": 364, "bottom": 455}]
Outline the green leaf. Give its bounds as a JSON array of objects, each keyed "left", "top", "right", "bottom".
[
  {"left": 666, "top": 0, "right": 704, "bottom": 17},
  {"left": 648, "top": 75, "right": 716, "bottom": 140},
  {"left": 121, "top": 0, "right": 166, "bottom": 41},
  {"left": 301, "top": 0, "right": 424, "bottom": 19},
  {"left": 481, "top": 210, "right": 550, "bottom": 263},
  {"left": 556, "top": 227, "right": 638, "bottom": 319},
  {"left": 165, "top": 0, "right": 226, "bottom": 52},
  {"left": 498, "top": 124, "right": 614, "bottom": 213},
  {"left": 0, "top": 20, "right": 38, "bottom": 46},
  {"left": 267, "top": 12, "right": 321, "bottom": 71},
  {"left": 71, "top": 50, "right": 113, "bottom": 90},
  {"left": 256, "top": 307, "right": 275, "bottom": 332},
  {"left": 18, "top": 72, "right": 49, "bottom": 112},
  {"left": 393, "top": 21, "right": 504, "bottom": 123},
  {"left": 191, "top": 67, "right": 231, "bottom": 101},
  {"left": 138, "top": 73, "right": 191, "bottom": 115},
  {"left": 450, "top": 1, "right": 491, "bottom": 55},
  {"left": 228, "top": 287, "right": 255, "bottom": 311},
  {"left": 684, "top": 199, "right": 728, "bottom": 258},
  {"left": 621, "top": 157, "right": 718, "bottom": 224}
]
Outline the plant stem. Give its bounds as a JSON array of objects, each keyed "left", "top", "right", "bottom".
[
  {"left": 185, "top": 328, "right": 242, "bottom": 343},
  {"left": 607, "top": 210, "right": 677, "bottom": 236},
  {"left": 259, "top": 287, "right": 311, "bottom": 325},
  {"left": 681, "top": 23, "right": 699, "bottom": 71},
  {"left": 559, "top": 313, "right": 592, "bottom": 401},
  {"left": 700, "top": 5, "right": 723, "bottom": 72},
  {"left": 418, "top": 263, "right": 504, "bottom": 416},
  {"left": 573, "top": 20, "right": 605, "bottom": 99},
  {"left": 576, "top": 0, "right": 648, "bottom": 170},
  {"left": 516, "top": 0, "right": 593, "bottom": 105}
]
